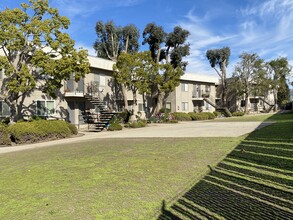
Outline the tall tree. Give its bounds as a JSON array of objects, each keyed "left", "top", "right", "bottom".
[
  {"left": 113, "top": 51, "right": 157, "bottom": 119},
  {"left": 266, "top": 57, "right": 291, "bottom": 110},
  {"left": 94, "top": 21, "right": 139, "bottom": 109},
  {"left": 206, "top": 47, "right": 230, "bottom": 106},
  {"left": 142, "top": 23, "right": 190, "bottom": 115},
  {"left": 232, "top": 52, "right": 265, "bottom": 113},
  {"left": 0, "top": 0, "right": 90, "bottom": 122}
]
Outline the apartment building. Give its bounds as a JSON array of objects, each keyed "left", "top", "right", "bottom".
[
  {"left": 165, "top": 73, "right": 219, "bottom": 113},
  {"left": 0, "top": 54, "right": 220, "bottom": 126}
]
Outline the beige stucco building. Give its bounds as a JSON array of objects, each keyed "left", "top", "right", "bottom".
[{"left": 1, "top": 54, "right": 220, "bottom": 127}]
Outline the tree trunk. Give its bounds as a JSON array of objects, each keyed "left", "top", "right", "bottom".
[
  {"left": 244, "top": 93, "right": 249, "bottom": 114},
  {"left": 273, "top": 88, "right": 278, "bottom": 112},
  {"left": 129, "top": 90, "right": 138, "bottom": 122},
  {"left": 121, "top": 84, "right": 128, "bottom": 110},
  {"left": 153, "top": 90, "right": 165, "bottom": 115}
]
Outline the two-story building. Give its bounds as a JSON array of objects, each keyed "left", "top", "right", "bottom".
[{"left": 0, "top": 54, "right": 220, "bottom": 127}]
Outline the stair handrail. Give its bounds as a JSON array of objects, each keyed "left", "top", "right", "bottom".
[{"left": 86, "top": 81, "right": 105, "bottom": 101}]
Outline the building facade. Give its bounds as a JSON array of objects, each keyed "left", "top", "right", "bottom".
[{"left": 0, "top": 54, "right": 220, "bottom": 127}]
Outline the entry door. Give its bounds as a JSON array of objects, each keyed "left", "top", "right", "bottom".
[{"left": 67, "top": 101, "right": 75, "bottom": 124}]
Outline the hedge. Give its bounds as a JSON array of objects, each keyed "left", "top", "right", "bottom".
[
  {"left": 171, "top": 112, "right": 192, "bottom": 121},
  {"left": 232, "top": 111, "right": 245, "bottom": 117},
  {"left": 108, "top": 123, "right": 123, "bottom": 131},
  {"left": 7, "top": 120, "right": 76, "bottom": 144},
  {"left": 0, "top": 124, "right": 11, "bottom": 145}
]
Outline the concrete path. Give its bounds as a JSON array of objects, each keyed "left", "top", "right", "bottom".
[{"left": 0, "top": 120, "right": 271, "bottom": 154}]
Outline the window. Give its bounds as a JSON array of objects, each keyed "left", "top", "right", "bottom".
[
  {"left": 181, "top": 102, "right": 188, "bottom": 111},
  {"left": 205, "top": 85, "right": 211, "bottom": 93},
  {"left": 205, "top": 101, "right": 210, "bottom": 110},
  {"left": 36, "top": 100, "right": 55, "bottom": 116},
  {"left": 165, "top": 102, "right": 171, "bottom": 111},
  {"left": 0, "top": 101, "right": 10, "bottom": 116},
  {"left": 181, "top": 83, "right": 188, "bottom": 92},
  {"left": 138, "top": 103, "right": 144, "bottom": 112}
]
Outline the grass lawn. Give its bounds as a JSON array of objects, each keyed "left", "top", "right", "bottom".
[
  {"left": 159, "top": 111, "right": 293, "bottom": 219},
  {"left": 0, "top": 137, "right": 240, "bottom": 219},
  {"left": 1, "top": 111, "right": 292, "bottom": 219}
]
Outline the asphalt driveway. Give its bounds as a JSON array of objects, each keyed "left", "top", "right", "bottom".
[{"left": 0, "top": 120, "right": 271, "bottom": 154}]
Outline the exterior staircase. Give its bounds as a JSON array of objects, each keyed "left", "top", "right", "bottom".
[
  {"left": 202, "top": 94, "right": 232, "bottom": 117},
  {"left": 259, "top": 97, "right": 275, "bottom": 113},
  {"left": 83, "top": 94, "right": 117, "bottom": 131}
]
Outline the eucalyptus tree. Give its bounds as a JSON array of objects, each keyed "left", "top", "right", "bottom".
[
  {"left": 232, "top": 52, "right": 265, "bottom": 113},
  {"left": 142, "top": 23, "right": 190, "bottom": 115},
  {"left": 113, "top": 51, "right": 157, "bottom": 119},
  {"left": 206, "top": 47, "right": 230, "bottom": 106},
  {"left": 94, "top": 21, "right": 139, "bottom": 109},
  {"left": 266, "top": 57, "right": 291, "bottom": 110},
  {"left": 0, "top": 0, "right": 90, "bottom": 122}
]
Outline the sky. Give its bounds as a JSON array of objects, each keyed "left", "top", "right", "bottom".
[{"left": 1, "top": 0, "right": 293, "bottom": 79}]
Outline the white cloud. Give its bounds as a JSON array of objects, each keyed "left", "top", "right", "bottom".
[{"left": 75, "top": 43, "right": 96, "bottom": 56}]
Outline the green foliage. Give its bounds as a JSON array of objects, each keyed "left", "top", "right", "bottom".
[
  {"left": 94, "top": 21, "right": 139, "bottom": 60},
  {"left": 188, "top": 112, "right": 216, "bottom": 120},
  {"left": 213, "top": 111, "right": 222, "bottom": 117},
  {"left": 67, "top": 123, "right": 78, "bottom": 135},
  {"left": 118, "top": 110, "right": 131, "bottom": 123},
  {"left": 171, "top": 112, "right": 192, "bottom": 121},
  {"left": 108, "top": 123, "right": 123, "bottom": 131},
  {"left": 0, "top": 0, "right": 90, "bottom": 121},
  {"left": 206, "top": 47, "right": 231, "bottom": 69},
  {"left": 159, "top": 108, "right": 171, "bottom": 113},
  {"left": 125, "top": 120, "right": 146, "bottom": 128},
  {"left": 1, "top": 117, "right": 10, "bottom": 125},
  {"left": 142, "top": 23, "right": 190, "bottom": 115},
  {"left": 7, "top": 120, "right": 73, "bottom": 144},
  {"left": 0, "top": 124, "right": 11, "bottom": 145},
  {"left": 232, "top": 111, "right": 245, "bottom": 117}
]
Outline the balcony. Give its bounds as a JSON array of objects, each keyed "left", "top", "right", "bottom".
[
  {"left": 192, "top": 90, "right": 211, "bottom": 100},
  {"left": 64, "top": 78, "right": 85, "bottom": 97}
]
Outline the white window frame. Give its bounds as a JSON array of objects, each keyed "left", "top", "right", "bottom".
[
  {"left": 0, "top": 100, "right": 10, "bottom": 116},
  {"left": 181, "top": 102, "right": 188, "bottom": 111},
  {"left": 181, "top": 83, "right": 188, "bottom": 92},
  {"left": 36, "top": 100, "right": 55, "bottom": 116},
  {"left": 138, "top": 103, "right": 144, "bottom": 112}
]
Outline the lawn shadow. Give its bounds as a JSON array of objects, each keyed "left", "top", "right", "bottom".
[{"left": 157, "top": 111, "right": 293, "bottom": 219}]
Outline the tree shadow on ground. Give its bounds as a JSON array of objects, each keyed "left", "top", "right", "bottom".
[{"left": 157, "top": 112, "right": 293, "bottom": 220}]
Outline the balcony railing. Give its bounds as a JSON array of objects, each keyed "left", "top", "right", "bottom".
[{"left": 192, "top": 90, "right": 211, "bottom": 99}]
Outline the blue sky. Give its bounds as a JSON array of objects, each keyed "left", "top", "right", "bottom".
[{"left": 1, "top": 0, "right": 293, "bottom": 78}]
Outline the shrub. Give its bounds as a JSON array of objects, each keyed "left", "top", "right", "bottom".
[
  {"left": 1, "top": 117, "right": 10, "bottom": 125},
  {"left": 213, "top": 111, "right": 222, "bottom": 117},
  {"left": 118, "top": 110, "right": 131, "bottom": 123},
  {"left": 232, "top": 111, "right": 245, "bottom": 117},
  {"left": 171, "top": 112, "right": 192, "bottom": 121},
  {"left": 7, "top": 120, "right": 72, "bottom": 144},
  {"left": 125, "top": 120, "right": 147, "bottom": 128},
  {"left": 168, "top": 120, "right": 178, "bottom": 123},
  {"left": 67, "top": 123, "right": 78, "bottom": 135},
  {"left": 188, "top": 112, "right": 215, "bottom": 121},
  {"left": 0, "top": 124, "right": 11, "bottom": 145},
  {"left": 108, "top": 123, "right": 123, "bottom": 131},
  {"left": 159, "top": 108, "right": 171, "bottom": 113}
]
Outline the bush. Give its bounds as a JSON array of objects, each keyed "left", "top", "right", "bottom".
[
  {"left": 159, "top": 108, "right": 171, "bottom": 113},
  {"left": 168, "top": 120, "right": 178, "bottom": 123},
  {"left": 67, "top": 123, "right": 78, "bottom": 135},
  {"left": 213, "top": 111, "right": 222, "bottom": 117},
  {"left": 7, "top": 120, "right": 72, "bottom": 144},
  {"left": 171, "top": 112, "right": 192, "bottom": 121},
  {"left": 232, "top": 111, "right": 245, "bottom": 117},
  {"left": 188, "top": 112, "right": 215, "bottom": 121},
  {"left": 108, "top": 123, "right": 123, "bottom": 131},
  {"left": 0, "top": 124, "right": 11, "bottom": 145},
  {"left": 125, "top": 120, "right": 147, "bottom": 128}
]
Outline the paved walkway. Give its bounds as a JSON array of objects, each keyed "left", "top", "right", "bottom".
[{"left": 0, "top": 120, "right": 271, "bottom": 154}]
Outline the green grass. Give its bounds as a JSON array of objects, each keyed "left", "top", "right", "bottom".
[
  {"left": 0, "top": 138, "right": 240, "bottom": 219},
  {"left": 158, "top": 111, "right": 293, "bottom": 220}
]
